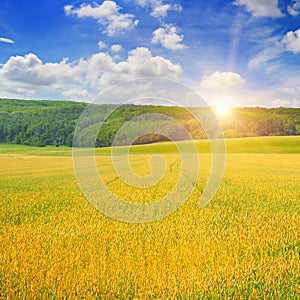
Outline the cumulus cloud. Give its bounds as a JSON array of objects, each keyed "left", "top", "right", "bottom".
[
  {"left": 126, "top": 47, "right": 181, "bottom": 77},
  {"left": 282, "top": 29, "right": 300, "bottom": 54},
  {"left": 0, "top": 48, "right": 181, "bottom": 100},
  {"left": 152, "top": 24, "right": 186, "bottom": 50},
  {"left": 135, "top": 0, "right": 182, "bottom": 18},
  {"left": 0, "top": 37, "right": 14, "bottom": 44},
  {"left": 151, "top": 4, "right": 171, "bottom": 17},
  {"left": 0, "top": 54, "right": 74, "bottom": 99},
  {"left": 95, "top": 47, "right": 182, "bottom": 86},
  {"left": 287, "top": 0, "right": 300, "bottom": 16},
  {"left": 0, "top": 53, "right": 74, "bottom": 86},
  {"left": 65, "top": 1, "right": 139, "bottom": 36},
  {"left": 234, "top": 0, "right": 284, "bottom": 17},
  {"left": 98, "top": 41, "right": 107, "bottom": 49},
  {"left": 110, "top": 44, "right": 123, "bottom": 52},
  {"left": 200, "top": 71, "right": 245, "bottom": 89}
]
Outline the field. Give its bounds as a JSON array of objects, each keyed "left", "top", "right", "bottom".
[{"left": 0, "top": 137, "right": 300, "bottom": 299}]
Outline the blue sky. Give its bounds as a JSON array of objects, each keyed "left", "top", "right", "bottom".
[{"left": 0, "top": 0, "right": 300, "bottom": 107}]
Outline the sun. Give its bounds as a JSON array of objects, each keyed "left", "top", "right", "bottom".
[{"left": 216, "top": 104, "right": 229, "bottom": 116}]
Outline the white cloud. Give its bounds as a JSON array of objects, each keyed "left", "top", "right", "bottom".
[
  {"left": 198, "top": 71, "right": 246, "bottom": 107},
  {"left": 280, "top": 86, "right": 300, "bottom": 95},
  {"left": 96, "top": 47, "right": 182, "bottom": 86},
  {"left": 0, "top": 53, "right": 74, "bottom": 86},
  {"left": 173, "top": 4, "right": 183, "bottom": 12},
  {"left": 0, "top": 48, "right": 181, "bottom": 100},
  {"left": 65, "top": 1, "right": 138, "bottom": 36},
  {"left": 151, "top": 4, "right": 171, "bottom": 17},
  {"left": 200, "top": 71, "right": 245, "bottom": 89},
  {"left": 98, "top": 41, "right": 107, "bottom": 49},
  {"left": 282, "top": 29, "right": 300, "bottom": 54},
  {"left": 127, "top": 47, "right": 181, "bottom": 77},
  {"left": 248, "top": 28, "right": 300, "bottom": 70},
  {"left": 234, "top": 0, "right": 284, "bottom": 17},
  {"left": 152, "top": 24, "right": 186, "bottom": 50},
  {"left": 110, "top": 44, "right": 123, "bottom": 52},
  {"left": 64, "top": 5, "right": 73, "bottom": 16},
  {"left": 270, "top": 98, "right": 299, "bottom": 107},
  {"left": 277, "top": 86, "right": 300, "bottom": 107},
  {"left": 0, "top": 54, "right": 75, "bottom": 99},
  {"left": 0, "top": 37, "right": 14, "bottom": 44},
  {"left": 248, "top": 46, "right": 282, "bottom": 69},
  {"left": 135, "top": 0, "right": 182, "bottom": 18},
  {"left": 287, "top": 0, "right": 300, "bottom": 16},
  {"left": 62, "top": 88, "right": 91, "bottom": 101}
]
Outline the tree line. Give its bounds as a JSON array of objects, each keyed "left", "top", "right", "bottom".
[{"left": 0, "top": 99, "right": 299, "bottom": 147}]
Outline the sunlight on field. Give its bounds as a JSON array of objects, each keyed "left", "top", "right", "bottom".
[{"left": 0, "top": 140, "right": 300, "bottom": 298}]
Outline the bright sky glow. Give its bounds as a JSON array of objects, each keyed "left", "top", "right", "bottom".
[{"left": 216, "top": 104, "right": 230, "bottom": 116}]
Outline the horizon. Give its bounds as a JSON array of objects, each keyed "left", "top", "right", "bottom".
[{"left": 1, "top": 96, "right": 300, "bottom": 109}]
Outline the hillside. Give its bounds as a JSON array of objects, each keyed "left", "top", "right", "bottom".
[{"left": 0, "top": 98, "right": 299, "bottom": 147}]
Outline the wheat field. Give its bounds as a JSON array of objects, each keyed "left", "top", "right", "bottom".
[{"left": 0, "top": 138, "right": 300, "bottom": 299}]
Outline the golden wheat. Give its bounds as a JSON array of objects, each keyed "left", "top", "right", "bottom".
[{"left": 0, "top": 149, "right": 299, "bottom": 299}]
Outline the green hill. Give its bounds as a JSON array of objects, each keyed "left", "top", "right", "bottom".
[{"left": 0, "top": 98, "right": 299, "bottom": 147}]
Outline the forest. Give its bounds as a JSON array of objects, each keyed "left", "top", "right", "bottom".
[{"left": 0, "top": 98, "right": 299, "bottom": 147}]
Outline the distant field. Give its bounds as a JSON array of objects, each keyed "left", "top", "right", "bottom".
[
  {"left": 0, "top": 137, "right": 299, "bottom": 298},
  {"left": 1, "top": 136, "right": 300, "bottom": 156},
  {"left": 127, "top": 136, "right": 300, "bottom": 155}
]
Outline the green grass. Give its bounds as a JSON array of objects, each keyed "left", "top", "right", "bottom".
[
  {"left": 0, "top": 144, "right": 72, "bottom": 156},
  {"left": 1, "top": 136, "right": 299, "bottom": 156},
  {"left": 224, "top": 136, "right": 300, "bottom": 154}
]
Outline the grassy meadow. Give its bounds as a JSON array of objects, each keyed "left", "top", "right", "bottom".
[{"left": 0, "top": 136, "right": 300, "bottom": 299}]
